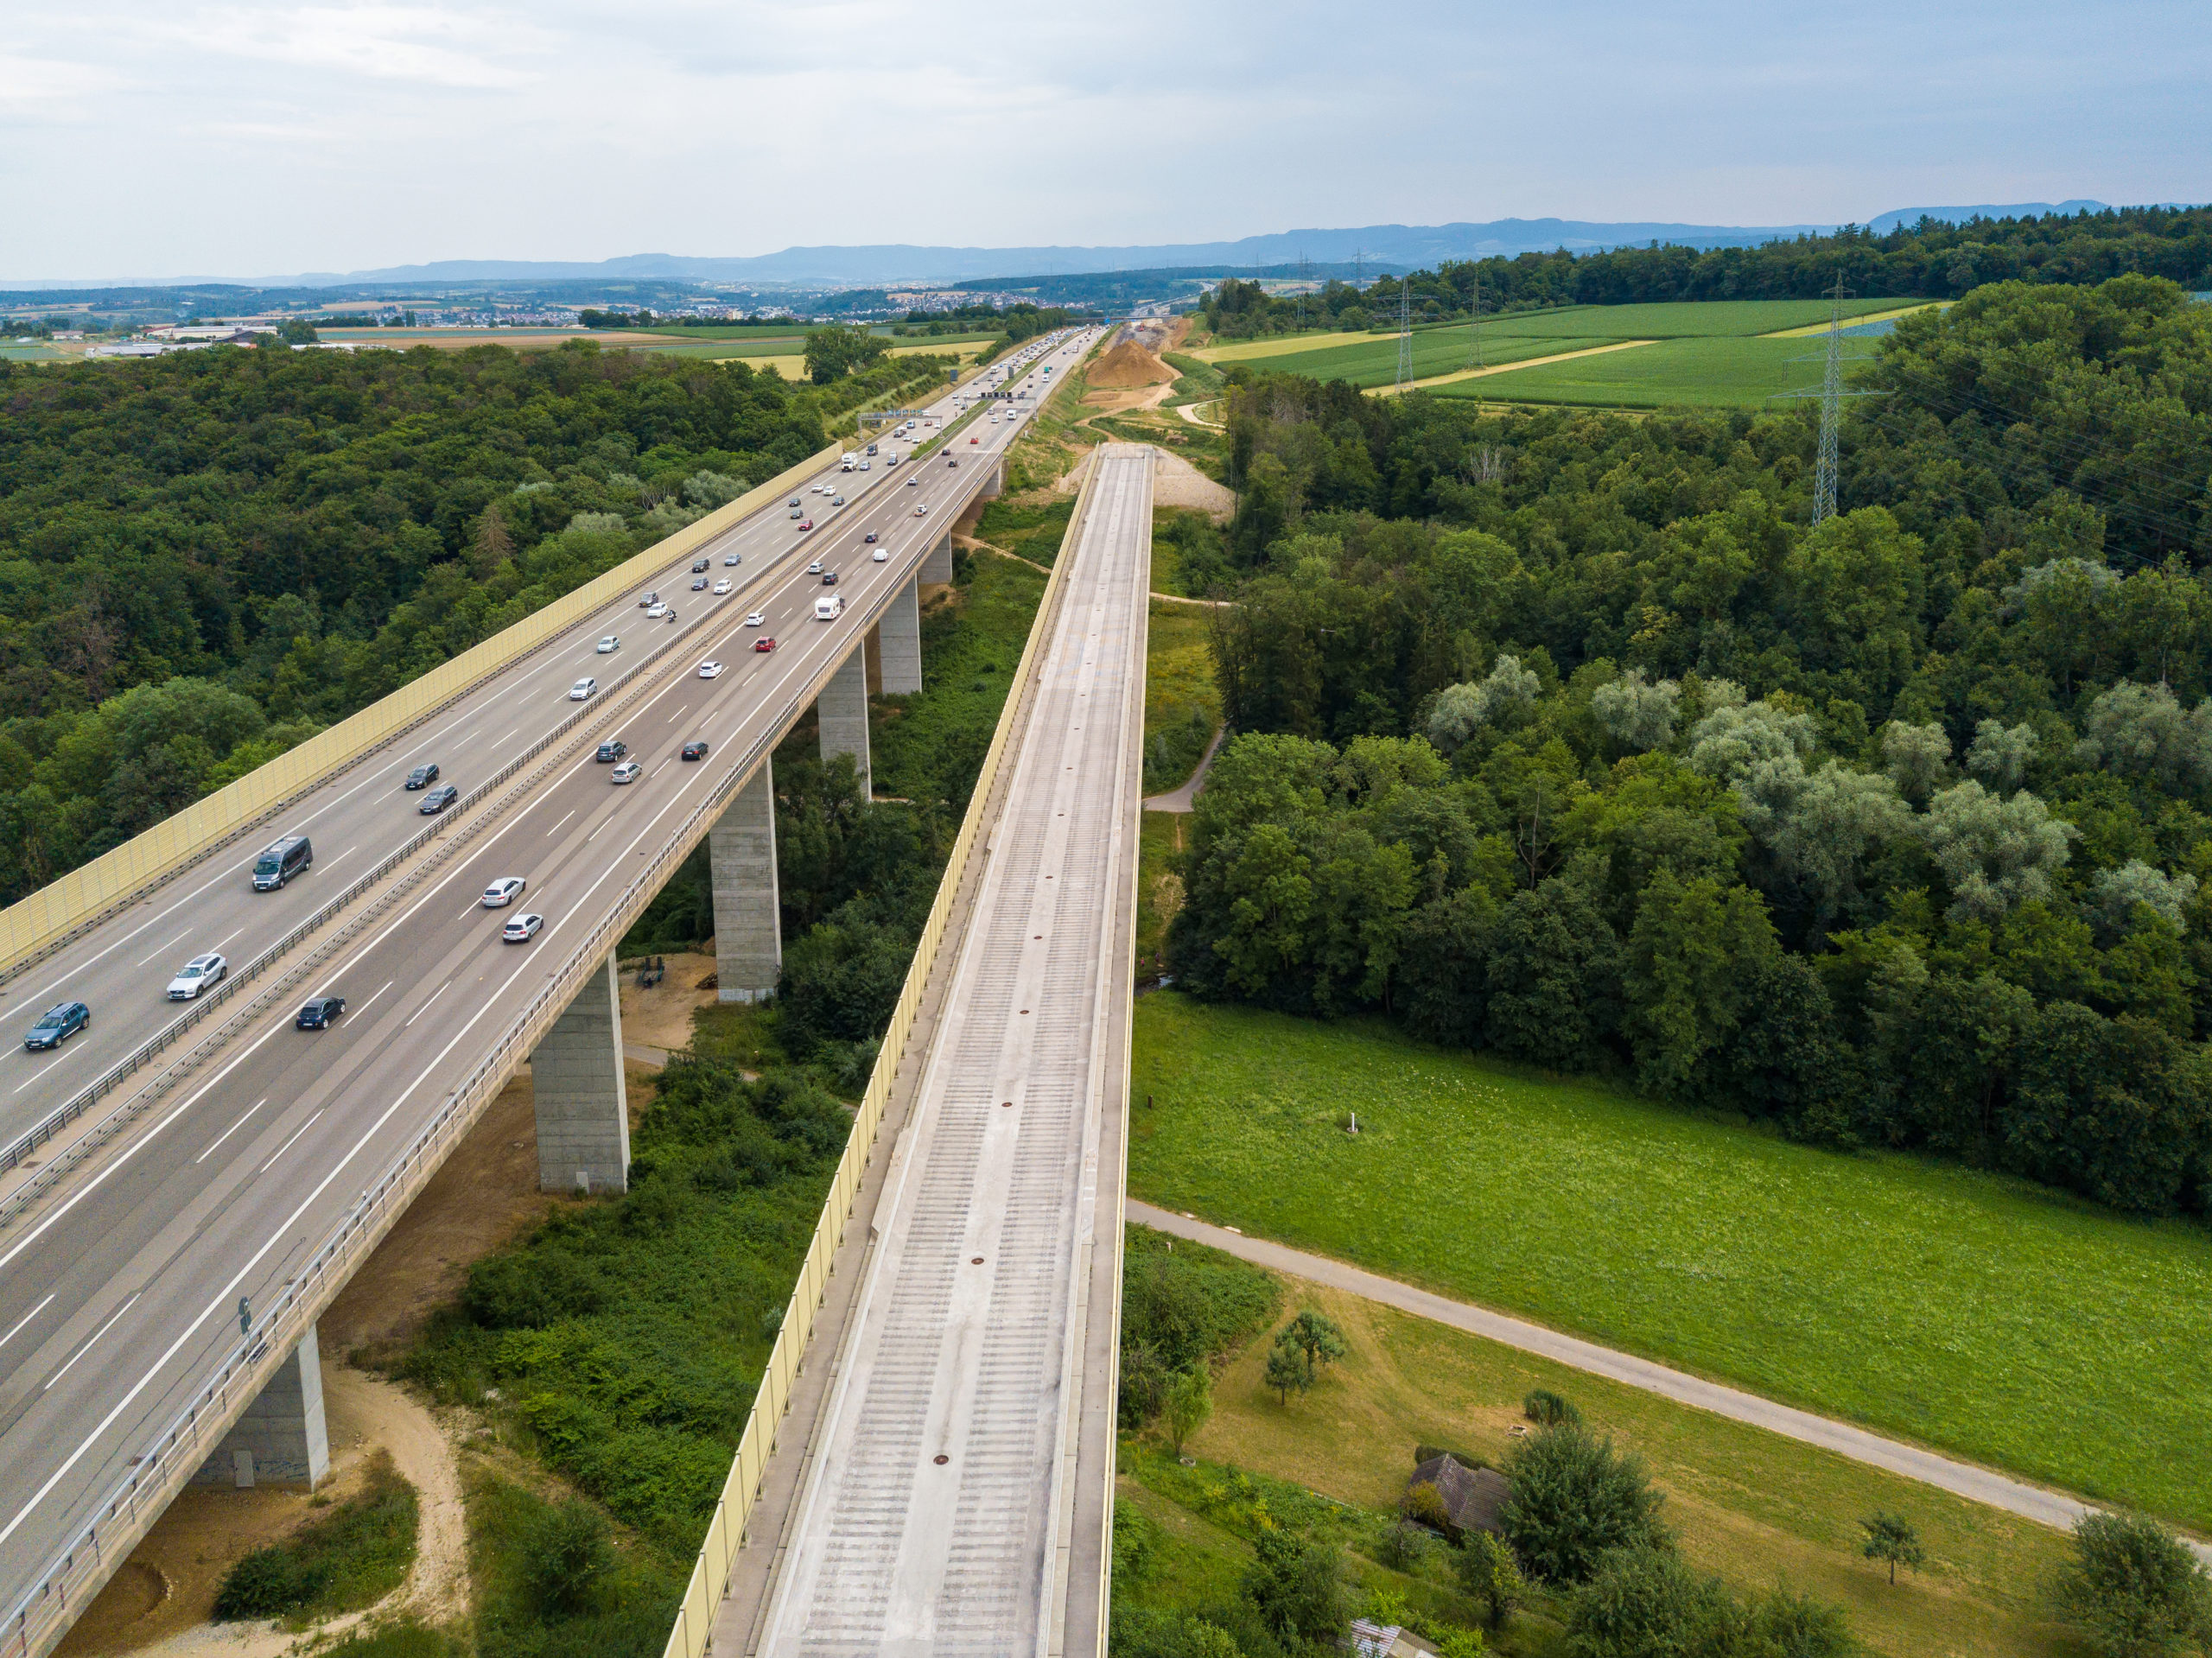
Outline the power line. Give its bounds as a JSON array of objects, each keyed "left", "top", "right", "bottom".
[{"left": 1395, "top": 282, "right": 1414, "bottom": 392}]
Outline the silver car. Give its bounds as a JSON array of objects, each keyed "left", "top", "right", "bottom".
[{"left": 167, "top": 952, "right": 228, "bottom": 1000}]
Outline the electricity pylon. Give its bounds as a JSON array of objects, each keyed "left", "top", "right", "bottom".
[{"left": 1395, "top": 282, "right": 1414, "bottom": 391}]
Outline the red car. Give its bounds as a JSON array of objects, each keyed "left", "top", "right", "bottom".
[
  {"left": 754, "top": 637, "right": 776, "bottom": 652},
  {"left": 797, "top": 518, "right": 814, "bottom": 531},
  {"left": 969, "top": 435, "right": 981, "bottom": 444}
]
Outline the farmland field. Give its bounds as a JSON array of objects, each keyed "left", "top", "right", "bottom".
[
  {"left": 1436, "top": 334, "right": 1821, "bottom": 408},
  {"left": 1127, "top": 992, "right": 2212, "bottom": 1533},
  {"left": 1234, "top": 328, "right": 1620, "bottom": 389}
]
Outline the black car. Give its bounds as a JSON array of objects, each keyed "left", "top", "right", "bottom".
[
  {"left": 691, "top": 558, "right": 710, "bottom": 573},
  {"left": 404, "top": 763, "right": 440, "bottom": 790},
  {"left": 691, "top": 576, "right": 709, "bottom": 591},
  {"left": 822, "top": 571, "right": 839, "bottom": 586},
  {"left": 595, "top": 739, "right": 627, "bottom": 762},
  {"left": 681, "top": 740, "right": 709, "bottom": 761},
  {"left": 418, "top": 784, "right": 459, "bottom": 814},
  {"left": 23, "top": 1001, "right": 89, "bottom": 1051},
  {"left": 296, "top": 995, "right": 346, "bottom": 1029}
]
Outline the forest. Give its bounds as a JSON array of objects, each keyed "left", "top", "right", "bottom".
[
  {"left": 0, "top": 340, "right": 954, "bottom": 906},
  {"left": 1198, "top": 204, "right": 2212, "bottom": 336},
  {"left": 1166, "top": 275, "right": 2212, "bottom": 1217}
]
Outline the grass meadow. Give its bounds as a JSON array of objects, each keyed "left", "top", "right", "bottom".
[
  {"left": 1141, "top": 596, "right": 1219, "bottom": 797},
  {"left": 1440, "top": 334, "right": 1828, "bottom": 409},
  {"left": 1122, "top": 1264, "right": 2086, "bottom": 1656},
  {"left": 1126, "top": 992, "right": 2212, "bottom": 1534}
]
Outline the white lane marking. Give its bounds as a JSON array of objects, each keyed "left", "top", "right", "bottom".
[
  {"left": 209, "top": 926, "right": 245, "bottom": 954},
  {"left": 41, "top": 1295, "right": 139, "bottom": 1392},
  {"left": 494, "top": 729, "right": 517, "bottom": 746},
  {"left": 0, "top": 1295, "right": 54, "bottom": 1353},
  {"left": 402, "top": 982, "right": 448, "bottom": 1030},
  {"left": 0, "top": 1020, "right": 289, "bottom": 1275},
  {"left": 322, "top": 845, "right": 359, "bottom": 868},
  {"left": 133, "top": 929, "right": 193, "bottom": 969},
  {"left": 10, "top": 1045, "right": 83, "bottom": 1096},
  {"left": 257, "top": 1109, "right": 324, "bottom": 1174},
  {"left": 347, "top": 980, "right": 395, "bottom": 1018},
  {"left": 194, "top": 1100, "right": 266, "bottom": 1165},
  {"left": 544, "top": 810, "right": 575, "bottom": 837}
]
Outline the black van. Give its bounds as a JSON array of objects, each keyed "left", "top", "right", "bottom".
[{"left": 252, "top": 835, "right": 313, "bottom": 891}]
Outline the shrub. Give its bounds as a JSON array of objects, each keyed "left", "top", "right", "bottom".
[
  {"left": 1374, "top": 1517, "right": 1433, "bottom": 1572},
  {"left": 213, "top": 1453, "right": 416, "bottom": 1621},
  {"left": 1118, "top": 1227, "right": 1280, "bottom": 1427},
  {"left": 1566, "top": 1547, "right": 1736, "bottom": 1657},
  {"left": 521, "top": 1499, "right": 615, "bottom": 1618},
  {"left": 1523, "top": 1388, "right": 1581, "bottom": 1426},
  {"left": 1456, "top": 1530, "right": 1526, "bottom": 1631},
  {"left": 1501, "top": 1424, "right": 1669, "bottom": 1585},
  {"left": 1243, "top": 1529, "right": 1348, "bottom": 1646},
  {"left": 1404, "top": 1481, "right": 1454, "bottom": 1534},
  {"left": 2055, "top": 1511, "right": 2212, "bottom": 1658}
]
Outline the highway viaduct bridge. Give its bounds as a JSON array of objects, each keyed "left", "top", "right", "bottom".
[{"left": 0, "top": 331, "right": 1151, "bottom": 1658}]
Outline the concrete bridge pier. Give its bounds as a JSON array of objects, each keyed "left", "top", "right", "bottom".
[
  {"left": 710, "top": 760, "right": 781, "bottom": 1004},
  {"left": 982, "top": 459, "right": 1004, "bottom": 499},
  {"left": 923, "top": 533, "right": 954, "bottom": 584},
  {"left": 190, "top": 1323, "right": 328, "bottom": 1490},
  {"left": 530, "top": 953, "right": 630, "bottom": 1194},
  {"left": 875, "top": 575, "right": 922, "bottom": 696},
  {"left": 817, "top": 648, "right": 872, "bottom": 800}
]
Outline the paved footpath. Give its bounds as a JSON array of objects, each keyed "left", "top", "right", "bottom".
[{"left": 1128, "top": 1201, "right": 2212, "bottom": 1564}]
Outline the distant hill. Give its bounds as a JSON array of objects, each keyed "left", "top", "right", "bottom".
[{"left": 1865, "top": 200, "right": 2110, "bottom": 232}]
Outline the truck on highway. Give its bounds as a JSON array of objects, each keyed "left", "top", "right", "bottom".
[{"left": 815, "top": 594, "right": 844, "bottom": 621}]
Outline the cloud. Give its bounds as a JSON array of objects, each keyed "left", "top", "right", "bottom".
[
  {"left": 0, "top": 54, "right": 137, "bottom": 109},
  {"left": 161, "top": 4, "right": 550, "bottom": 88}
]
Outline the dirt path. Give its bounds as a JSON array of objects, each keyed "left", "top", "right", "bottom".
[
  {"left": 1366, "top": 338, "right": 1656, "bottom": 397},
  {"left": 1141, "top": 727, "right": 1226, "bottom": 814},
  {"left": 1128, "top": 1201, "right": 2212, "bottom": 1564}
]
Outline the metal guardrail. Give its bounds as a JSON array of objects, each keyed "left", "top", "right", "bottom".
[
  {"left": 658, "top": 334, "right": 1109, "bottom": 1658},
  {"left": 0, "top": 340, "right": 1104, "bottom": 1658}
]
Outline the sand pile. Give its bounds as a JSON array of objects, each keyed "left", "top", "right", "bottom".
[{"left": 1088, "top": 339, "right": 1178, "bottom": 389}]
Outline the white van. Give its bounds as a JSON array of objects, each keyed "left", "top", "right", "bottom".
[
  {"left": 815, "top": 594, "right": 844, "bottom": 621},
  {"left": 841, "top": 454, "right": 856, "bottom": 471}
]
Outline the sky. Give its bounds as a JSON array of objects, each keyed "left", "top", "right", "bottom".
[{"left": 2, "top": 0, "right": 2207, "bottom": 282}]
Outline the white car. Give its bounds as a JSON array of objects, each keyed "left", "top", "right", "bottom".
[
  {"left": 914, "top": 504, "right": 929, "bottom": 516},
  {"left": 698, "top": 660, "right": 724, "bottom": 679},
  {"left": 595, "top": 635, "right": 619, "bottom": 653},
  {"left": 872, "top": 548, "right": 889, "bottom": 562},
  {"left": 858, "top": 461, "right": 870, "bottom": 471},
  {"left": 744, "top": 610, "right": 766, "bottom": 626},
  {"left": 712, "top": 579, "right": 733, "bottom": 595},
  {"left": 906, "top": 475, "right": 919, "bottom": 486},
  {"left": 807, "top": 559, "right": 823, "bottom": 574},
  {"left": 502, "top": 912, "right": 543, "bottom": 943},
  {"left": 481, "top": 877, "right": 526, "bottom": 908},
  {"left": 610, "top": 759, "right": 642, "bottom": 784},
  {"left": 645, "top": 601, "right": 669, "bottom": 618},
  {"left": 569, "top": 678, "right": 597, "bottom": 700},
  {"left": 166, "top": 952, "right": 227, "bottom": 1000}
]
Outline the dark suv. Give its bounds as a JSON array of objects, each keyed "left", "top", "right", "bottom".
[
  {"left": 596, "top": 740, "right": 628, "bottom": 762},
  {"left": 23, "top": 1001, "right": 89, "bottom": 1051}
]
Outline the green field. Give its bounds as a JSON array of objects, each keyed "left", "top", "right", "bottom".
[
  {"left": 1127, "top": 993, "right": 2212, "bottom": 1533},
  {"left": 1440, "top": 334, "right": 1826, "bottom": 409},
  {"left": 1141, "top": 596, "right": 1219, "bottom": 797},
  {"left": 1223, "top": 297, "right": 1910, "bottom": 398}
]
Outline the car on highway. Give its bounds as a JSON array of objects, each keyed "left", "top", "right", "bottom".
[
  {"left": 906, "top": 475, "right": 918, "bottom": 486},
  {"left": 831, "top": 494, "right": 846, "bottom": 505},
  {"left": 873, "top": 548, "right": 889, "bottom": 562},
  {"left": 789, "top": 505, "right": 803, "bottom": 519},
  {"left": 645, "top": 600, "right": 669, "bottom": 618},
  {"left": 691, "top": 558, "right": 709, "bottom": 573},
  {"left": 970, "top": 435, "right": 981, "bottom": 444},
  {"left": 864, "top": 531, "right": 878, "bottom": 543},
  {"left": 754, "top": 637, "right": 777, "bottom": 652},
  {"left": 23, "top": 1001, "right": 89, "bottom": 1051},
  {"left": 698, "top": 660, "right": 724, "bottom": 678},
  {"left": 807, "top": 560, "right": 823, "bottom": 574},
  {"left": 681, "top": 740, "right": 709, "bottom": 762},
  {"left": 915, "top": 504, "right": 929, "bottom": 516},
  {"left": 639, "top": 591, "right": 659, "bottom": 608},
  {"left": 815, "top": 594, "right": 843, "bottom": 620},
  {"left": 822, "top": 571, "right": 839, "bottom": 586},
  {"left": 610, "top": 759, "right": 642, "bottom": 784},
  {"left": 712, "top": 578, "right": 733, "bottom": 595},
  {"left": 166, "top": 953, "right": 228, "bottom": 1000},
  {"left": 663, "top": 608, "right": 679, "bottom": 623},
  {"left": 596, "top": 635, "right": 620, "bottom": 654},
  {"left": 296, "top": 995, "right": 346, "bottom": 1029},
  {"left": 252, "top": 835, "right": 313, "bottom": 891},
  {"left": 744, "top": 610, "right": 766, "bottom": 626},
  {"left": 481, "top": 877, "right": 526, "bottom": 908},
  {"left": 691, "top": 576, "right": 709, "bottom": 591},
  {"left": 789, "top": 497, "right": 802, "bottom": 506},
  {"left": 404, "top": 763, "right": 440, "bottom": 790},
  {"left": 723, "top": 553, "right": 741, "bottom": 566},
  {"left": 595, "top": 739, "right": 627, "bottom": 762},
  {"left": 569, "top": 677, "right": 598, "bottom": 699},
  {"left": 797, "top": 518, "right": 814, "bottom": 531},
  {"left": 418, "top": 784, "right": 459, "bottom": 814},
  {"left": 946, "top": 457, "right": 957, "bottom": 467},
  {"left": 501, "top": 912, "right": 543, "bottom": 943}
]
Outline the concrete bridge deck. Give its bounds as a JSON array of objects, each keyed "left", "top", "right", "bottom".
[{"left": 709, "top": 444, "right": 1152, "bottom": 1657}]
